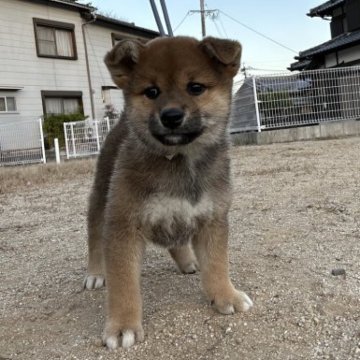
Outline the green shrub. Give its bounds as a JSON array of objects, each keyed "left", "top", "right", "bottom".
[{"left": 43, "top": 113, "right": 87, "bottom": 148}]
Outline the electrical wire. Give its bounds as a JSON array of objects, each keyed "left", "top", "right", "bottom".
[
  {"left": 173, "top": 11, "right": 190, "bottom": 33},
  {"left": 218, "top": 14, "right": 228, "bottom": 38},
  {"left": 212, "top": 18, "right": 224, "bottom": 37},
  {"left": 219, "top": 10, "right": 298, "bottom": 54}
]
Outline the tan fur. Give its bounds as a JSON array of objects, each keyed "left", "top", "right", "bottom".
[{"left": 85, "top": 36, "right": 253, "bottom": 349}]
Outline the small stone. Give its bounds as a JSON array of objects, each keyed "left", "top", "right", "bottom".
[
  {"left": 225, "top": 327, "right": 232, "bottom": 334},
  {"left": 331, "top": 268, "right": 346, "bottom": 276}
]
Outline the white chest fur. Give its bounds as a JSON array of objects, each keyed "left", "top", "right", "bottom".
[{"left": 141, "top": 194, "right": 214, "bottom": 230}]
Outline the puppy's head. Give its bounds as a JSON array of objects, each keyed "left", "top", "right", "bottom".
[{"left": 105, "top": 36, "right": 241, "bottom": 154}]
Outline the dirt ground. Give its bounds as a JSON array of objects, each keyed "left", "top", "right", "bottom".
[{"left": 1, "top": 137, "right": 359, "bottom": 360}]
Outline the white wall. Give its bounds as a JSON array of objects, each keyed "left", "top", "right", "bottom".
[
  {"left": 338, "top": 44, "right": 360, "bottom": 64},
  {"left": 0, "top": 0, "right": 90, "bottom": 124},
  {"left": 325, "top": 45, "right": 360, "bottom": 68},
  {"left": 83, "top": 24, "right": 125, "bottom": 120}
]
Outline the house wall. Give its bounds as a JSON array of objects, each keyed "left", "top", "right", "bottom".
[
  {"left": 84, "top": 24, "right": 125, "bottom": 120},
  {"left": 338, "top": 44, "right": 360, "bottom": 64},
  {"left": 325, "top": 53, "right": 337, "bottom": 67},
  {"left": 0, "top": 0, "right": 91, "bottom": 124},
  {"left": 325, "top": 45, "right": 360, "bottom": 68}
]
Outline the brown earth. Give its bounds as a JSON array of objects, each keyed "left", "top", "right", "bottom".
[{"left": 0, "top": 137, "right": 359, "bottom": 360}]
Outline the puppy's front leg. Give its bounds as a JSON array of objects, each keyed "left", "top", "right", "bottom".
[
  {"left": 102, "top": 221, "right": 145, "bottom": 350},
  {"left": 193, "top": 217, "right": 253, "bottom": 314}
]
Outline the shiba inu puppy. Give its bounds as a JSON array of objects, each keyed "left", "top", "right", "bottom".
[{"left": 84, "top": 36, "right": 253, "bottom": 349}]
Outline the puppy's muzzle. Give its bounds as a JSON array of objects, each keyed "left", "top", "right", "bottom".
[{"left": 160, "top": 108, "right": 184, "bottom": 129}]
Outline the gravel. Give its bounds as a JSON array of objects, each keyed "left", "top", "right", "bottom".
[{"left": 1, "top": 137, "right": 359, "bottom": 360}]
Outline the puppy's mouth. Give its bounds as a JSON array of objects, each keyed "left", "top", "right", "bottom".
[
  {"left": 149, "top": 114, "right": 204, "bottom": 146},
  {"left": 152, "top": 130, "right": 203, "bottom": 146}
]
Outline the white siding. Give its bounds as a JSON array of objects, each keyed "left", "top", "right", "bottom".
[
  {"left": 338, "top": 44, "right": 360, "bottom": 64},
  {"left": 84, "top": 25, "right": 125, "bottom": 119},
  {"left": 0, "top": 0, "right": 154, "bottom": 127},
  {"left": 325, "top": 52, "right": 337, "bottom": 68},
  {"left": 0, "top": 0, "right": 90, "bottom": 124}
]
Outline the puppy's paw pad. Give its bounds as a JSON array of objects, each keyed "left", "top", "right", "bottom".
[
  {"left": 216, "top": 304, "right": 235, "bottom": 315},
  {"left": 83, "top": 275, "right": 105, "bottom": 290},
  {"left": 233, "top": 290, "right": 253, "bottom": 312},
  {"left": 103, "top": 327, "right": 144, "bottom": 349},
  {"left": 104, "top": 335, "right": 119, "bottom": 350},
  {"left": 213, "top": 290, "right": 253, "bottom": 314},
  {"left": 122, "top": 330, "right": 136, "bottom": 348}
]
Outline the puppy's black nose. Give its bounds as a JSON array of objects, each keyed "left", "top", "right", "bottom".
[{"left": 160, "top": 108, "right": 184, "bottom": 129}]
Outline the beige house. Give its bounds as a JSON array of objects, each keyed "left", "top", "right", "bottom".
[{"left": 0, "top": 0, "right": 158, "bottom": 125}]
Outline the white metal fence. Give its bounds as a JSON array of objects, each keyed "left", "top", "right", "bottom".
[
  {"left": 0, "top": 118, "right": 46, "bottom": 166},
  {"left": 230, "top": 66, "right": 360, "bottom": 132},
  {"left": 63, "top": 117, "right": 116, "bottom": 159}
]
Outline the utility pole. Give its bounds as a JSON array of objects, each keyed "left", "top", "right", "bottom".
[{"left": 189, "top": 2, "right": 218, "bottom": 38}]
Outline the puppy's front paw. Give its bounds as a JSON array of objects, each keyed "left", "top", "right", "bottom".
[
  {"left": 103, "top": 324, "right": 144, "bottom": 349},
  {"left": 213, "top": 289, "right": 253, "bottom": 315},
  {"left": 83, "top": 274, "right": 105, "bottom": 290}
]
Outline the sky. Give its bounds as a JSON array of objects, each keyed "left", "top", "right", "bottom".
[{"left": 84, "top": 0, "right": 330, "bottom": 76}]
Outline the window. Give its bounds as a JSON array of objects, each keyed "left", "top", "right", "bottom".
[
  {"left": 0, "top": 97, "right": 17, "bottom": 112},
  {"left": 41, "top": 91, "right": 83, "bottom": 116},
  {"left": 33, "top": 18, "right": 77, "bottom": 59}
]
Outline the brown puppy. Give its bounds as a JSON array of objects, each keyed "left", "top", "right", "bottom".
[{"left": 84, "top": 36, "right": 253, "bottom": 349}]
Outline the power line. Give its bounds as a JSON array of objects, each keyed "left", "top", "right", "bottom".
[
  {"left": 218, "top": 14, "right": 228, "bottom": 38},
  {"left": 219, "top": 10, "right": 298, "bottom": 54},
  {"left": 173, "top": 11, "right": 190, "bottom": 33},
  {"left": 211, "top": 17, "right": 224, "bottom": 37}
]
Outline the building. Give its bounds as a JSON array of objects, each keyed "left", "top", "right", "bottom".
[
  {"left": 0, "top": 0, "right": 158, "bottom": 125},
  {"left": 289, "top": 0, "right": 360, "bottom": 71}
]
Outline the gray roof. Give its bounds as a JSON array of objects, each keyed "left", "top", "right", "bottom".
[
  {"left": 298, "top": 30, "right": 360, "bottom": 58},
  {"left": 288, "top": 59, "right": 312, "bottom": 71},
  {"left": 308, "top": 0, "right": 344, "bottom": 17},
  {"left": 48, "top": 0, "right": 95, "bottom": 11}
]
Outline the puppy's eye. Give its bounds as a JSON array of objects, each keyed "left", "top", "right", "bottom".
[
  {"left": 187, "top": 82, "right": 206, "bottom": 96},
  {"left": 144, "top": 86, "right": 160, "bottom": 99}
]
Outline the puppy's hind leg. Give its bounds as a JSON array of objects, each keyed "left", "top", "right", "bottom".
[{"left": 169, "top": 244, "right": 198, "bottom": 274}]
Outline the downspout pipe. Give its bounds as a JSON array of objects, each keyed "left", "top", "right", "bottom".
[{"left": 81, "top": 12, "right": 97, "bottom": 120}]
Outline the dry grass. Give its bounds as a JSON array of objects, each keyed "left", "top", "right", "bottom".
[{"left": 0, "top": 158, "right": 96, "bottom": 194}]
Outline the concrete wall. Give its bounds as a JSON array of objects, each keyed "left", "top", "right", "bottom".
[{"left": 231, "top": 120, "right": 360, "bottom": 146}]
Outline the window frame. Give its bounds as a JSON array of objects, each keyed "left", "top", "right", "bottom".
[
  {"left": 41, "top": 91, "right": 84, "bottom": 116},
  {"left": 33, "top": 18, "right": 78, "bottom": 60},
  {"left": 0, "top": 96, "right": 17, "bottom": 113}
]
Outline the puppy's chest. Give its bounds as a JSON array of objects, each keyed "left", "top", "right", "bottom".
[{"left": 140, "top": 194, "right": 213, "bottom": 247}]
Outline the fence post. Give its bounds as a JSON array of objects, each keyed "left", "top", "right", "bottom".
[
  {"left": 94, "top": 120, "right": 101, "bottom": 152},
  {"left": 63, "top": 122, "right": 69, "bottom": 160},
  {"left": 70, "top": 122, "right": 76, "bottom": 158},
  {"left": 38, "top": 117, "right": 47, "bottom": 164},
  {"left": 105, "top": 116, "right": 110, "bottom": 132},
  {"left": 54, "top": 138, "right": 61, "bottom": 164},
  {"left": 252, "top": 76, "right": 262, "bottom": 133}
]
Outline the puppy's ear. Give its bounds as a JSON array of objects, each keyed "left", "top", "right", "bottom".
[
  {"left": 104, "top": 39, "right": 145, "bottom": 88},
  {"left": 200, "top": 37, "right": 242, "bottom": 77}
]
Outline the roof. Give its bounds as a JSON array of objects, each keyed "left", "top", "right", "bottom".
[
  {"left": 93, "top": 14, "right": 159, "bottom": 38},
  {"left": 297, "top": 29, "right": 360, "bottom": 58},
  {"left": 29, "top": 0, "right": 96, "bottom": 12},
  {"left": 28, "top": 0, "right": 159, "bottom": 38},
  {"left": 308, "top": 0, "right": 345, "bottom": 17},
  {"left": 288, "top": 59, "right": 312, "bottom": 72}
]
